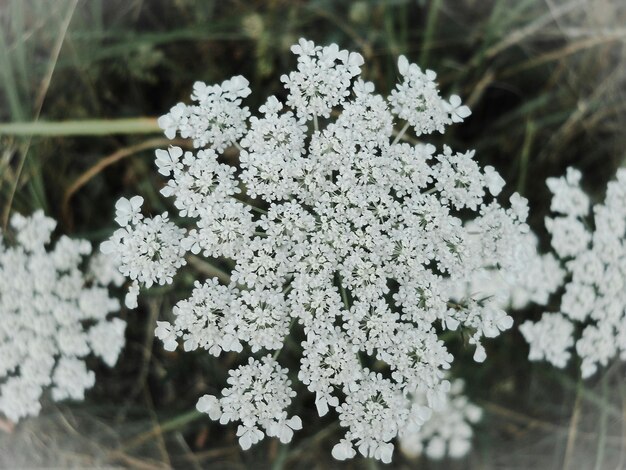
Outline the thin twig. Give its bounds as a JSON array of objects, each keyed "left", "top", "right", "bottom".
[
  {"left": 500, "top": 31, "right": 626, "bottom": 77},
  {"left": 174, "top": 432, "right": 203, "bottom": 470},
  {"left": 186, "top": 255, "right": 232, "bottom": 285},
  {"left": 116, "top": 298, "right": 161, "bottom": 423},
  {"left": 193, "top": 445, "right": 240, "bottom": 462},
  {"left": 485, "top": 0, "right": 583, "bottom": 59},
  {"left": 115, "top": 409, "right": 204, "bottom": 453},
  {"left": 143, "top": 387, "right": 171, "bottom": 467},
  {"left": 563, "top": 381, "right": 583, "bottom": 470},
  {"left": 62, "top": 137, "right": 188, "bottom": 224},
  {"left": 109, "top": 449, "right": 170, "bottom": 470},
  {"left": 391, "top": 122, "right": 410, "bottom": 145}
]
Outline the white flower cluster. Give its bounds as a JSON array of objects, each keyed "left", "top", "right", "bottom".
[
  {"left": 101, "top": 196, "right": 187, "bottom": 309},
  {"left": 196, "top": 356, "right": 301, "bottom": 450},
  {"left": 157, "top": 76, "right": 251, "bottom": 151},
  {"left": 106, "top": 39, "right": 534, "bottom": 462},
  {"left": 389, "top": 56, "right": 471, "bottom": 135},
  {"left": 521, "top": 168, "right": 626, "bottom": 378},
  {"left": 399, "top": 379, "right": 482, "bottom": 460},
  {"left": 447, "top": 230, "right": 565, "bottom": 314},
  {"left": 0, "top": 211, "right": 126, "bottom": 423},
  {"left": 281, "top": 39, "right": 364, "bottom": 120}
]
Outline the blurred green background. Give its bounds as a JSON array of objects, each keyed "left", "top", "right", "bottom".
[{"left": 1, "top": 0, "right": 626, "bottom": 468}]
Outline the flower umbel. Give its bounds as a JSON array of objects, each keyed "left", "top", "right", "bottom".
[
  {"left": 106, "top": 39, "right": 535, "bottom": 462},
  {"left": 399, "top": 379, "right": 482, "bottom": 460},
  {"left": 521, "top": 168, "right": 626, "bottom": 378},
  {"left": 0, "top": 211, "right": 126, "bottom": 423}
]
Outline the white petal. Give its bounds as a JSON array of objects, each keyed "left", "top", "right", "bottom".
[
  {"left": 473, "top": 345, "right": 487, "bottom": 362},
  {"left": 349, "top": 52, "right": 364, "bottom": 67},
  {"left": 287, "top": 415, "right": 302, "bottom": 430},
  {"left": 457, "top": 105, "right": 472, "bottom": 118},
  {"left": 397, "top": 55, "right": 409, "bottom": 75},
  {"left": 379, "top": 443, "right": 393, "bottom": 464},
  {"left": 315, "top": 396, "right": 329, "bottom": 416},
  {"left": 239, "top": 432, "right": 252, "bottom": 451},
  {"left": 129, "top": 195, "right": 144, "bottom": 211},
  {"left": 124, "top": 289, "right": 138, "bottom": 309},
  {"left": 100, "top": 240, "right": 116, "bottom": 254}
]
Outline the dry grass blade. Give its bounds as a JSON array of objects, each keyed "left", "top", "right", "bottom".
[
  {"left": 193, "top": 445, "right": 240, "bottom": 462},
  {"left": 501, "top": 31, "right": 626, "bottom": 77},
  {"left": 116, "top": 298, "right": 162, "bottom": 424},
  {"left": 466, "top": 68, "right": 495, "bottom": 109},
  {"left": 110, "top": 409, "right": 204, "bottom": 457},
  {"left": 143, "top": 388, "right": 171, "bottom": 468},
  {"left": 2, "top": 0, "right": 78, "bottom": 230},
  {"left": 618, "top": 382, "right": 626, "bottom": 469},
  {"left": 109, "top": 449, "right": 170, "bottom": 470},
  {"left": 309, "top": 7, "right": 372, "bottom": 59},
  {"left": 174, "top": 432, "right": 203, "bottom": 470},
  {"left": 483, "top": 400, "right": 623, "bottom": 443},
  {"left": 482, "top": 401, "right": 561, "bottom": 434},
  {"left": 539, "top": 62, "right": 623, "bottom": 162},
  {"left": 563, "top": 384, "right": 583, "bottom": 470},
  {"left": 61, "top": 137, "right": 188, "bottom": 223},
  {"left": 186, "top": 255, "right": 232, "bottom": 285},
  {"left": 485, "top": 0, "right": 583, "bottom": 59}
]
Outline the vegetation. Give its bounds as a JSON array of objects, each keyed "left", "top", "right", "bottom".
[{"left": 1, "top": 0, "right": 625, "bottom": 468}]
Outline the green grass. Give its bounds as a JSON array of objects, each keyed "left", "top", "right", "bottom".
[{"left": 0, "top": 118, "right": 160, "bottom": 136}]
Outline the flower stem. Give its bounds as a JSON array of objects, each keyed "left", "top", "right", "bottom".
[
  {"left": 392, "top": 121, "right": 410, "bottom": 145},
  {"left": 336, "top": 273, "right": 350, "bottom": 310},
  {"left": 272, "top": 348, "right": 282, "bottom": 360},
  {"left": 186, "top": 255, "right": 231, "bottom": 285}
]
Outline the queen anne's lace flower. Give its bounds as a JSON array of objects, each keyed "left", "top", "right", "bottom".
[
  {"left": 521, "top": 168, "right": 626, "bottom": 378},
  {"left": 105, "top": 39, "right": 536, "bottom": 462},
  {"left": 399, "top": 379, "right": 482, "bottom": 460},
  {"left": 0, "top": 211, "right": 126, "bottom": 423}
]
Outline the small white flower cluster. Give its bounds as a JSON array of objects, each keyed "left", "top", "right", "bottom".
[
  {"left": 196, "top": 356, "right": 301, "bottom": 450},
  {"left": 447, "top": 230, "right": 565, "bottom": 315},
  {"left": 158, "top": 76, "right": 251, "bottom": 151},
  {"left": 101, "top": 196, "right": 187, "bottom": 309},
  {"left": 281, "top": 39, "right": 364, "bottom": 120},
  {"left": 106, "top": 39, "right": 534, "bottom": 462},
  {"left": 521, "top": 168, "right": 626, "bottom": 378},
  {"left": 389, "top": 56, "right": 471, "bottom": 135},
  {"left": 0, "top": 211, "right": 126, "bottom": 423},
  {"left": 399, "top": 379, "right": 482, "bottom": 460}
]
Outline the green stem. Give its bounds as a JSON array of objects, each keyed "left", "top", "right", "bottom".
[
  {"left": 419, "top": 0, "right": 442, "bottom": 67},
  {"left": 271, "top": 444, "right": 289, "bottom": 470},
  {"left": 186, "top": 255, "right": 231, "bottom": 285},
  {"left": 0, "top": 118, "right": 160, "bottom": 136},
  {"left": 337, "top": 275, "right": 350, "bottom": 310},
  {"left": 593, "top": 373, "right": 609, "bottom": 470},
  {"left": 391, "top": 122, "right": 410, "bottom": 145},
  {"left": 120, "top": 409, "right": 204, "bottom": 453}
]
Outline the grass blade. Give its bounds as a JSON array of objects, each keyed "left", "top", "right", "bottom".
[{"left": 0, "top": 118, "right": 160, "bottom": 136}]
